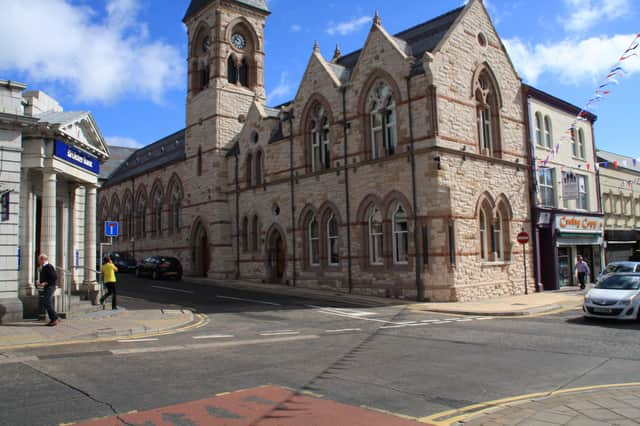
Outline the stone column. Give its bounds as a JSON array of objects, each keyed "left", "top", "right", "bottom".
[
  {"left": 41, "top": 170, "right": 57, "bottom": 267},
  {"left": 19, "top": 173, "right": 35, "bottom": 294},
  {"left": 83, "top": 185, "right": 97, "bottom": 285}
]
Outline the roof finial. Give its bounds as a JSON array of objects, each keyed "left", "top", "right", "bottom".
[
  {"left": 313, "top": 39, "right": 320, "bottom": 53},
  {"left": 373, "top": 10, "right": 381, "bottom": 26},
  {"left": 332, "top": 44, "right": 342, "bottom": 61}
]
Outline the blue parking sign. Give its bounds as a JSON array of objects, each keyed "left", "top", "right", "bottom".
[{"left": 105, "top": 221, "right": 119, "bottom": 237}]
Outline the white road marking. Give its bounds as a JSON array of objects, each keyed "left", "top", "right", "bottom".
[
  {"left": 151, "top": 286, "right": 194, "bottom": 294},
  {"left": 305, "top": 305, "right": 399, "bottom": 324},
  {"left": 259, "top": 331, "right": 300, "bottom": 336},
  {"left": 117, "top": 338, "right": 159, "bottom": 343},
  {"left": 455, "top": 318, "right": 474, "bottom": 322},
  {"left": 216, "top": 295, "right": 282, "bottom": 306},
  {"left": 192, "top": 334, "right": 235, "bottom": 340},
  {"left": 111, "top": 335, "right": 318, "bottom": 355},
  {"left": 325, "top": 328, "right": 362, "bottom": 333},
  {"left": 0, "top": 356, "right": 38, "bottom": 365},
  {"left": 476, "top": 317, "right": 494, "bottom": 320}
]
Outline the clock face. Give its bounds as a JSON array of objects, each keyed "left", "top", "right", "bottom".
[
  {"left": 231, "top": 33, "right": 246, "bottom": 50},
  {"left": 202, "top": 36, "right": 210, "bottom": 53}
]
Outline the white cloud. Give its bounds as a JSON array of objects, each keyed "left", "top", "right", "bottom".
[
  {"left": 267, "top": 72, "right": 293, "bottom": 104},
  {"left": 327, "top": 16, "right": 371, "bottom": 36},
  {"left": 0, "top": 0, "right": 184, "bottom": 104},
  {"left": 106, "top": 136, "right": 144, "bottom": 148},
  {"left": 291, "top": 24, "right": 302, "bottom": 32},
  {"left": 562, "top": 0, "right": 631, "bottom": 32},
  {"left": 504, "top": 34, "right": 640, "bottom": 85}
]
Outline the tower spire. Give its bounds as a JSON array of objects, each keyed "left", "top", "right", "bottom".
[
  {"left": 373, "top": 10, "right": 381, "bottom": 26},
  {"left": 332, "top": 44, "right": 342, "bottom": 62}
]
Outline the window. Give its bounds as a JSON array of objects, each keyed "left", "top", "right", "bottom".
[
  {"left": 136, "top": 196, "right": 146, "bottom": 239},
  {"left": 254, "top": 150, "right": 263, "bottom": 186},
  {"left": 251, "top": 215, "right": 259, "bottom": 252},
  {"left": 239, "top": 59, "right": 249, "bottom": 87},
  {"left": 578, "top": 128, "right": 586, "bottom": 159},
  {"left": 170, "top": 185, "right": 182, "bottom": 234},
  {"left": 368, "top": 208, "right": 384, "bottom": 265},
  {"left": 534, "top": 112, "right": 543, "bottom": 146},
  {"left": 422, "top": 225, "right": 429, "bottom": 265},
  {"left": 392, "top": 205, "right": 409, "bottom": 264},
  {"left": 367, "top": 81, "right": 397, "bottom": 159},
  {"left": 123, "top": 197, "right": 133, "bottom": 239},
  {"left": 309, "top": 105, "right": 330, "bottom": 172},
  {"left": 538, "top": 167, "right": 555, "bottom": 207},
  {"left": 449, "top": 222, "right": 456, "bottom": 266},
  {"left": 479, "top": 210, "right": 488, "bottom": 261},
  {"left": 577, "top": 174, "right": 588, "bottom": 210},
  {"left": 474, "top": 69, "right": 501, "bottom": 157},
  {"left": 228, "top": 56, "right": 238, "bottom": 84},
  {"left": 242, "top": 217, "right": 248, "bottom": 252},
  {"left": 544, "top": 116, "right": 553, "bottom": 148},
  {"left": 571, "top": 127, "right": 578, "bottom": 157},
  {"left": 246, "top": 153, "right": 253, "bottom": 187},
  {"left": 152, "top": 189, "right": 163, "bottom": 237},
  {"left": 197, "top": 146, "right": 203, "bottom": 176},
  {"left": 492, "top": 211, "right": 503, "bottom": 260},
  {"left": 327, "top": 214, "right": 339, "bottom": 266},
  {"left": 308, "top": 216, "right": 320, "bottom": 266}
]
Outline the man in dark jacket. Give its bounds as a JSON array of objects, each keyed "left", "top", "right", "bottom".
[{"left": 37, "top": 254, "right": 59, "bottom": 326}]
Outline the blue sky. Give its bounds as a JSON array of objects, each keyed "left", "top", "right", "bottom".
[{"left": 1, "top": 0, "right": 638, "bottom": 159}]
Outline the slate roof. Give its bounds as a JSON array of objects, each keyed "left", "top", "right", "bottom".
[
  {"left": 336, "top": 6, "right": 464, "bottom": 70},
  {"left": 104, "top": 129, "right": 186, "bottom": 187},
  {"left": 99, "top": 146, "right": 137, "bottom": 181},
  {"left": 183, "top": 0, "right": 269, "bottom": 21},
  {"left": 36, "top": 111, "right": 87, "bottom": 126}
]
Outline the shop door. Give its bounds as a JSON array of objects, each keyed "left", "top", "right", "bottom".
[
  {"left": 577, "top": 246, "right": 595, "bottom": 282},
  {"left": 557, "top": 247, "right": 572, "bottom": 287}
]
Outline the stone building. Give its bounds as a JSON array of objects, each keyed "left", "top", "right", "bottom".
[
  {"left": 597, "top": 150, "right": 640, "bottom": 262},
  {"left": 0, "top": 80, "right": 109, "bottom": 322},
  {"left": 100, "top": 0, "right": 536, "bottom": 301},
  {"left": 524, "top": 85, "right": 603, "bottom": 290}
]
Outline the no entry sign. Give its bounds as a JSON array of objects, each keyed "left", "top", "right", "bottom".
[{"left": 517, "top": 231, "right": 529, "bottom": 245}]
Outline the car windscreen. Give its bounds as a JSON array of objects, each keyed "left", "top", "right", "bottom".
[{"left": 596, "top": 275, "right": 640, "bottom": 290}]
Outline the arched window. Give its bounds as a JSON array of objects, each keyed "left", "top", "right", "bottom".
[
  {"left": 534, "top": 112, "right": 543, "bottom": 146},
  {"left": 191, "top": 27, "right": 211, "bottom": 93},
  {"left": 474, "top": 69, "right": 501, "bottom": 157},
  {"left": 242, "top": 217, "right": 249, "bottom": 252},
  {"left": 479, "top": 210, "right": 488, "bottom": 261},
  {"left": 197, "top": 146, "right": 203, "bottom": 176},
  {"left": 571, "top": 127, "right": 578, "bottom": 157},
  {"left": 246, "top": 152, "right": 253, "bottom": 188},
  {"left": 251, "top": 215, "right": 259, "bottom": 252},
  {"left": 367, "top": 81, "right": 397, "bottom": 159},
  {"left": 228, "top": 56, "right": 238, "bottom": 84},
  {"left": 200, "top": 64, "right": 210, "bottom": 89},
  {"left": 239, "top": 58, "right": 249, "bottom": 87},
  {"left": 368, "top": 208, "right": 384, "bottom": 265},
  {"left": 308, "top": 215, "right": 320, "bottom": 266},
  {"left": 123, "top": 196, "right": 133, "bottom": 239},
  {"left": 308, "top": 104, "right": 331, "bottom": 172},
  {"left": 392, "top": 205, "right": 409, "bottom": 264},
  {"left": 136, "top": 195, "right": 146, "bottom": 239},
  {"left": 169, "top": 184, "right": 182, "bottom": 234},
  {"left": 254, "top": 150, "right": 263, "bottom": 186},
  {"left": 492, "top": 211, "right": 503, "bottom": 260},
  {"left": 327, "top": 214, "right": 339, "bottom": 266},
  {"left": 578, "top": 128, "right": 586, "bottom": 159},
  {"left": 152, "top": 188, "right": 163, "bottom": 238},
  {"left": 544, "top": 116, "right": 553, "bottom": 148}
]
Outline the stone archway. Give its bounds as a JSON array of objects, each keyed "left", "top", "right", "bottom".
[
  {"left": 266, "top": 226, "right": 286, "bottom": 284},
  {"left": 192, "top": 220, "right": 210, "bottom": 277}
]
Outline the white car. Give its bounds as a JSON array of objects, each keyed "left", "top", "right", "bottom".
[
  {"left": 597, "top": 261, "right": 640, "bottom": 282},
  {"left": 583, "top": 273, "right": 640, "bottom": 320}
]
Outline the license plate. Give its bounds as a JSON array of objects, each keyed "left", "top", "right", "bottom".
[{"left": 593, "top": 307, "right": 612, "bottom": 314}]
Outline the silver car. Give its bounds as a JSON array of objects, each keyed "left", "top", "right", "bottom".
[
  {"left": 597, "top": 261, "right": 640, "bottom": 282},
  {"left": 583, "top": 273, "right": 640, "bottom": 320}
]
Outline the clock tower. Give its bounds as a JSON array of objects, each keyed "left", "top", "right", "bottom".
[{"left": 182, "top": 0, "right": 269, "bottom": 279}]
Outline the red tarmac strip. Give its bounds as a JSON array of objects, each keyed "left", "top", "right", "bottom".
[{"left": 73, "top": 385, "right": 428, "bottom": 425}]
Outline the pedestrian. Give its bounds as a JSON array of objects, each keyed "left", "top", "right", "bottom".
[
  {"left": 100, "top": 256, "right": 119, "bottom": 310},
  {"left": 36, "top": 254, "right": 59, "bottom": 326},
  {"left": 574, "top": 255, "right": 591, "bottom": 290}
]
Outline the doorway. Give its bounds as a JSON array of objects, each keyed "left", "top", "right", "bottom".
[
  {"left": 267, "top": 228, "right": 286, "bottom": 284},
  {"left": 192, "top": 222, "right": 209, "bottom": 277}
]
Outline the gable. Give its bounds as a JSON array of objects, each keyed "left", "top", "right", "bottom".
[
  {"left": 295, "top": 52, "right": 342, "bottom": 103},
  {"left": 348, "top": 25, "right": 411, "bottom": 83}
]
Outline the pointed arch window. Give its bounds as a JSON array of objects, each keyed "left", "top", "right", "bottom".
[
  {"left": 544, "top": 116, "right": 553, "bottom": 148},
  {"left": 246, "top": 152, "right": 253, "bottom": 187},
  {"left": 308, "top": 216, "right": 320, "bottom": 266},
  {"left": 123, "top": 197, "right": 133, "bottom": 239},
  {"left": 308, "top": 105, "right": 331, "bottom": 172},
  {"left": 254, "top": 150, "right": 263, "bottom": 186},
  {"left": 368, "top": 208, "right": 384, "bottom": 265},
  {"left": 492, "top": 211, "right": 503, "bottom": 260},
  {"left": 474, "top": 70, "right": 501, "bottom": 157},
  {"left": 228, "top": 56, "right": 238, "bottom": 84},
  {"left": 327, "top": 214, "right": 339, "bottom": 266},
  {"left": 392, "top": 205, "right": 409, "bottom": 264},
  {"left": 368, "top": 81, "right": 397, "bottom": 159},
  {"left": 136, "top": 196, "right": 147, "bottom": 239},
  {"left": 479, "top": 210, "right": 488, "bottom": 261},
  {"left": 197, "top": 146, "right": 203, "bottom": 176},
  {"left": 239, "top": 58, "right": 249, "bottom": 87},
  {"left": 242, "top": 216, "right": 249, "bottom": 252},
  {"left": 251, "top": 215, "right": 259, "bottom": 252},
  {"left": 170, "top": 185, "right": 182, "bottom": 234},
  {"left": 152, "top": 189, "right": 163, "bottom": 238}
]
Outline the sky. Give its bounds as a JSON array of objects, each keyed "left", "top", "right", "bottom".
[{"left": 0, "top": 0, "right": 638, "bottom": 159}]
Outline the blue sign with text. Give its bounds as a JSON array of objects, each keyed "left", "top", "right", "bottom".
[
  {"left": 54, "top": 140, "right": 100, "bottom": 174},
  {"left": 105, "top": 221, "right": 119, "bottom": 237}
]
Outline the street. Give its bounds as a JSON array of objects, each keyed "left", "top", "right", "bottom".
[{"left": 1, "top": 275, "right": 640, "bottom": 425}]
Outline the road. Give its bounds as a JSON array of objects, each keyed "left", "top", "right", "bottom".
[{"left": 1, "top": 274, "right": 640, "bottom": 425}]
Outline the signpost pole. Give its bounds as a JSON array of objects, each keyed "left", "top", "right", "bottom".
[{"left": 517, "top": 229, "right": 530, "bottom": 295}]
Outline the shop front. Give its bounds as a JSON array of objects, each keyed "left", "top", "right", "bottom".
[
  {"left": 537, "top": 213, "right": 604, "bottom": 291},
  {"left": 604, "top": 229, "right": 640, "bottom": 263}
]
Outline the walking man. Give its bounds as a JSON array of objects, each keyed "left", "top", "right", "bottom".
[
  {"left": 100, "top": 256, "right": 119, "bottom": 310},
  {"left": 574, "top": 255, "right": 591, "bottom": 290},
  {"left": 37, "top": 254, "right": 59, "bottom": 326}
]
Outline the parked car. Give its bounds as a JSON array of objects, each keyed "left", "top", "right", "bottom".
[
  {"left": 583, "top": 273, "right": 640, "bottom": 320},
  {"left": 597, "top": 261, "right": 640, "bottom": 282},
  {"left": 103, "top": 252, "right": 138, "bottom": 273},
  {"left": 136, "top": 256, "right": 183, "bottom": 280}
]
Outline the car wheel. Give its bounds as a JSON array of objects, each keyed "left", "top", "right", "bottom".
[{"left": 152, "top": 270, "right": 158, "bottom": 280}]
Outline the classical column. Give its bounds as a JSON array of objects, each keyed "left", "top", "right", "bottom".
[
  {"left": 19, "top": 173, "right": 35, "bottom": 293},
  {"left": 41, "top": 170, "right": 57, "bottom": 267},
  {"left": 83, "top": 185, "right": 97, "bottom": 284}
]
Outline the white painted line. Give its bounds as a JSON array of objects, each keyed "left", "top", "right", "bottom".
[
  {"left": 117, "top": 338, "right": 159, "bottom": 343},
  {"left": 192, "top": 334, "right": 235, "bottom": 340},
  {"left": 420, "top": 320, "right": 442, "bottom": 323},
  {"left": 111, "top": 345, "right": 185, "bottom": 355},
  {"left": 151, "top": 286, "right": 194, "bottom": 294},
  {"left": 432, "top": 321, "right": 454, "bottom": 324},
  {"left": 216, "top": 295, "right": 281, "bottom": 306},
  {"left": 476, "top": 317, "right": 494, "bottom": 320},
  {"left": 0, "top": 356, "right": 38, "bottom": 365},
  {"left": 306, "top": 305, "right": 399, "bottom": 324},
  {"left": 455, "top": 319, "right": 474, "bottom": 322},
  {"left": 259, "top": 331, "right": 300, "bottom": 336},
  {"left": 325, "top": 328, "right": 362, "bottom": 333}
]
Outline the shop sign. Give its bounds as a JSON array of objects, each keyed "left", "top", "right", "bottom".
[
  {"left": 54, "top": 140, "right": 99, "bottom": 174},
  {"left": 556, "top": 215, "right": 603, "bottom": 234}
]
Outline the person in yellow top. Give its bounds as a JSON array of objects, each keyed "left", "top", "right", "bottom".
[{"left": 100, "top": 256, "right": 119, "bottom": 310}]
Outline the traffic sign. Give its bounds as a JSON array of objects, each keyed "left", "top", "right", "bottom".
[
  {"left": 105, "top": 221, "right": 119, "bottom": 237},
  {"left": 517, "top": 231, "right": 529, "bottom": 245}
]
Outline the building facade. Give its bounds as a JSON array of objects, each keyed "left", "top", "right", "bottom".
[
  {"left": 597, "top": 150, "right": 640, "bottom": 262},
  {"left": 0, "top": 81, "right": 109, "bottom": 322},
  {"left": 100, "top": 0, "right": 536, "bottom": 302},
  {"left": 524, "top": 86, "right": 603, "bottom": 290}
]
